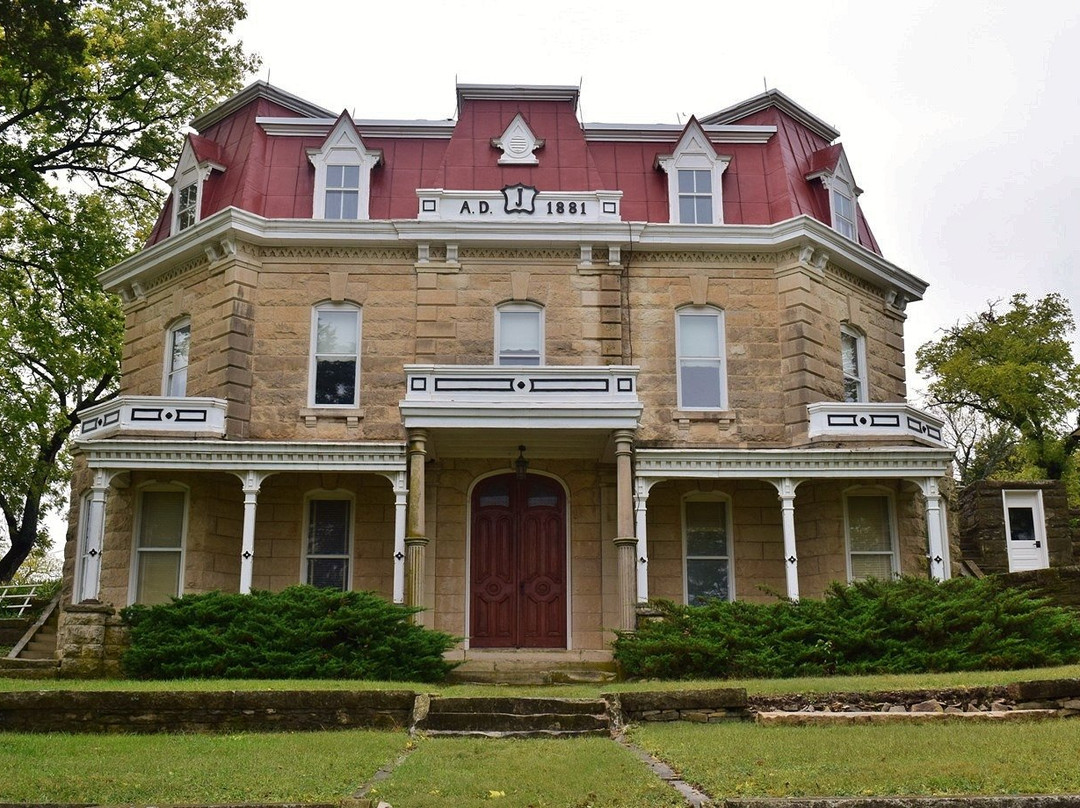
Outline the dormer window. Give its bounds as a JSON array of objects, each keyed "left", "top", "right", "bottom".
[
  {"left": 657, "top": 118, "right": 730, "bottom": 225},
  {"left": 169, "top": 134, "right": 225, "bottom": 237},
  {"left": 325, "top": 165, "right": 361, "bottom": 220},
  {"left": 806, "top": 145, "right": 861, "bottom": 242},
  {"left": 176, "top": 184, "right": 198, "bottom": 232},
  {"left": 309, "top": 111, "right": 382, "bottom": 221}
]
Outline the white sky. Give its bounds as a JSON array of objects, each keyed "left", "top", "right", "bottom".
[{"left": 235, "top": 0, "right": 1080, "bottom": 389}]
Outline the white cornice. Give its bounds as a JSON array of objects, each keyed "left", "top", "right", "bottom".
[
  {"left": 635, "top": 446, "right": 954, "bottom": 479},
  {"left": 78, "top": 439, "right": 407, "bottom": 473},
  {"left": 257, "top": 117, "right": 457, "bottom": 139},
  {"left": 457, "top": 84, "right": 579, "bottom": 107},
  {"left": 101, "top": 209, "right": 928, "bottom": 303},
  {"left": 701, "top": 89, "right": 841, "bottom": 143},
  {"left": 192, "top": 81, "right": 335, "bottom": 133},
  {"left": 583, "top": 123, "right": 776, "bottom": 144}
]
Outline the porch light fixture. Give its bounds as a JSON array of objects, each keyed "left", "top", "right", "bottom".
[{"left": 515, "top": 445, "right": 528, "bottom": 480}]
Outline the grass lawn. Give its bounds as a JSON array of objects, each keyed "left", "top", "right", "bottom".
[
  {"left": 631, "top": 720, "right": 1080, "bottom": 798},
  {"left": 1, "top": 663, "right": 1078, "bottom": 697},
  {"left": 0, "top": 730, "right": 408, "bottom": 804},
  {"left": 370, "top": 736, "right": 684, "bottom": 808}
]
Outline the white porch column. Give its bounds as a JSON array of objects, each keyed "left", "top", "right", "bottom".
[
  {"left": 634, "top": 477, "right": 659, "bottom": 603},
  {"left": 770, "top": 478, "right": 803, "bottom": 602},
  {"left": 237, "top": 471, "right": 268, "bottom": 594},
  {"left": 392, "top": 471, "right": 408, "bottom": 604},
  {"left": 79, "top": 469, "right": 112, "bottom": 602},
  {"left": 918, "top": 477, "right": 947, "bottom": 582}
]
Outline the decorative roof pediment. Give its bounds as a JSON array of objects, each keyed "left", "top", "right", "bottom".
[
  {"left": 308, "top": 110, "right": 383, "bottom": 169},
  {"left": 491, "top": 113, "right": 544, "bottom": 165},
  {"left": 655, "top": 118, "right": 728, "bottom": 173},
  {"left": 171, "top": 135, "right": 225, "bottom": 187}
]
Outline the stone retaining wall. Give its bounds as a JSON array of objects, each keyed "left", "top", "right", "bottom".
[
  {"left": 56, "top": 603, "right": 129, "bottom": 678},
  {"left": 610, "top": 688, "right": 749, "bottom": 723},
  {"left": 0, "top": 690, "right": 415, "bottom": 733}
]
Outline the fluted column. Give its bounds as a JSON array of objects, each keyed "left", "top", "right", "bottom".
[
  {"left": 613, "top": 429, "right": 637, "bottom": 631},
  {"left": 405, "top": 429, "right": 429, "bottom": 618}
]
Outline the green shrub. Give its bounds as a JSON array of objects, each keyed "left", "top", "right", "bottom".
[
  {"left": 121, "top": 586, "right": 459, "bottom": 682},
  {"left": 614, "top": 576, "right": 1080, "bottom": 680}
]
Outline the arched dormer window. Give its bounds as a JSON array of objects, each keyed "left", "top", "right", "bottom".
[
  {"left": 308, "top": 111, "right": 382, "bottom": 220},
  {"left": 169, "top": 135, "right": 225, "bottom": 236},
  {"left": 657, "top": 118, "right": 731, "bottom": 225},
  {"left": 495, "top": 302, "right": 544, "bottom": 366}
]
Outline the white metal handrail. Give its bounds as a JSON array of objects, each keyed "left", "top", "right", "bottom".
[{"left": 0, "top": 584, "right": 40, "bottom": 617}]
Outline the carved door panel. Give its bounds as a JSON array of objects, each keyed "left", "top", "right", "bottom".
[{"left": 470, "top": 474, "right": 567, "bottom": 648}]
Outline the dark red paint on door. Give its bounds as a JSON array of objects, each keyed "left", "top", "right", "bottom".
[{"left": 470, "top": 473, "right": 567, "bottom": 648}]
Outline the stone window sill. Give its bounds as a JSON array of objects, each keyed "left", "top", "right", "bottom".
[
  {"left": 300, "top": 407, "right": 365, "bottom": 428},
  {"left": 673, "top": 410, "right": 736, "bottom": 426}
]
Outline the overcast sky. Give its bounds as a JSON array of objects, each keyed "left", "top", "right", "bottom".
[{"left": 235, "top": 0, "right": 1080, "bottom": 389}]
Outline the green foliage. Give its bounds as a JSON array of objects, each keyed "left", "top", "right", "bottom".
[
  {"left": 613, "top": 577, "right": 1080, "bottom": 680},
  {"left": 120, "top": 586, "right": 459, "bottom": 682},
  {"left": 917, "top": 293, "right": 1080, "bottom": 481},
  {"left": 0, "top": 0, "right": 257, "bottom": 579}
]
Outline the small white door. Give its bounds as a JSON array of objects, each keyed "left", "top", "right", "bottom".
[{"left": 1002, "top": 490, "right": 1049, "bottom": 572}]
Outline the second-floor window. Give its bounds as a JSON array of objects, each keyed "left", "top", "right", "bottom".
[
  {"left": 164, "top": 319, "right": 191, "bottom": 397},
  {"left": 496, "top": 303, "right": 543, "bottom": 366},
  {"left": 841, "top": 325, "right": 867, "bottom": 403},
  {"left": 310, "top": 304, "right": 361, "bottom": 406},
  {"left": 324, "top": 164, "right": 361, "bottom": 220},
  {"left": 676, "top": 307, "right": 726, "bottom": 410}
]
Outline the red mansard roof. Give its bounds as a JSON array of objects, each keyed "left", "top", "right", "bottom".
[{"left": 146, "top": 82, "right": 882, "bottom": 256}]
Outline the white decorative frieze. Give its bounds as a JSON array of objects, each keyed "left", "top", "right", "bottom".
[
  {"left": 806, "top": 402, "right": 944, "bottom": 446},
  {"left": 417, "top": 186, "right": 622, "bottom": 223},
  {"left": 77, "top": 396, "right": 228, "bottom": 439}
]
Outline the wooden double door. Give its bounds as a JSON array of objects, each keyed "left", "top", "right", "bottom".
[{"left": 470, "top": 473, "right": 567, "bottom": 648}]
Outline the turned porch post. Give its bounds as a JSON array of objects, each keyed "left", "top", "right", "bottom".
[
  {"left": 613, "top": 429, "right": 637, "bottom": 631},
  {"left": 405, "top": 429, "right": 429, "bottom": 616}
]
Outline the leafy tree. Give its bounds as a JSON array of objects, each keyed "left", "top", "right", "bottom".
[
  {"left": 0, "top": 0, "right": 258, "bottom": 581},
  {"left": 916, "top": 293, "right": 1080, "bottom": 481}
]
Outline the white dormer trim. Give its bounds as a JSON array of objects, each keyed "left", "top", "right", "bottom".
[
  {"left": 656, "top": 120, "right": 731, "bottom": 225},
  {"left": 307, "top": 113, "right": 383, "bottom": 220},
  {"left": 807, "top": 149, "right": 862, "bottom": 242},
  {"left": 169, "top": 140, "right": 224, "bottom": 236},
  {"left": 492, "top": 113, "right": 544, "bottom": 165}
]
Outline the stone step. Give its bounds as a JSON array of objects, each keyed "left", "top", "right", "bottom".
[
  {"left": 420, "top": 711, "right": 611, "bottom": 737},
  {"left": 449, "top": 667, "right": 617, "bottom": 685},
  {"left": 427, "top": 697, "right": 608, "bottom": 715},
  {"left": 0, "top": 658, "right": 58, "bottom": 679}
]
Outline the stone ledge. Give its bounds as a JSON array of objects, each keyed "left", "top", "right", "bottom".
[
  {"left": 756, "top": 709, "right": 1064, "bottom": 726},
  {"left": 723, "top": 797, "right": 1080, "bottom": 808}
]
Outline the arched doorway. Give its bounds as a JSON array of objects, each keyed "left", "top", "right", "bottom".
[{"left": 470, "top": 472, "right": 567, "bottom": 648}]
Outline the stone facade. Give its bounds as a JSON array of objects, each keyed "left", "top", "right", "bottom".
[{"left": 59, "top": 82, "right": 953, "bottom": 669}]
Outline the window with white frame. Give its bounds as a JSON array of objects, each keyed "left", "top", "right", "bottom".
[
  {"left": 310, "top": 303, "right": 361, "bottom": 407},
  {"left": 831, "top": 184, "right": 857, "bottom": 240},
  {"left": 496, "top": 302, "right": 543, "bottom": 366},
  {"left": 164, "top": 318, "right": 191, "bottom": 397},
  {"left": 844, "top": 492, "right": 899, "bottom": 581},
  {"left": 324, "top": 164, "right": 361, "bottom": 220},
  {"left": 657, "top": 119, "right": 730, "bottom": 225},
  {"left": 304, "top": 496, "right": 353, "bottom": 590},
  {"left": 840, "top": 325, "right": 867, "bottom": 403},
  {"left": 175, "top": 184, "right": 199, "bottom": 232},
  {"left": 132, "top": 488, "right": 187, "bottom": 604},
  {"left": 308, "top": 113, "right": 381, "bottom": 220},
  {"left": 678, "top": 169, "right": 713, "bottom": 224},
  {"left": 684, "top": 496, "right": 733, "bottom": 604},
  {"left": 676, "top": 307, "right": 726, "bottom": 409}
]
